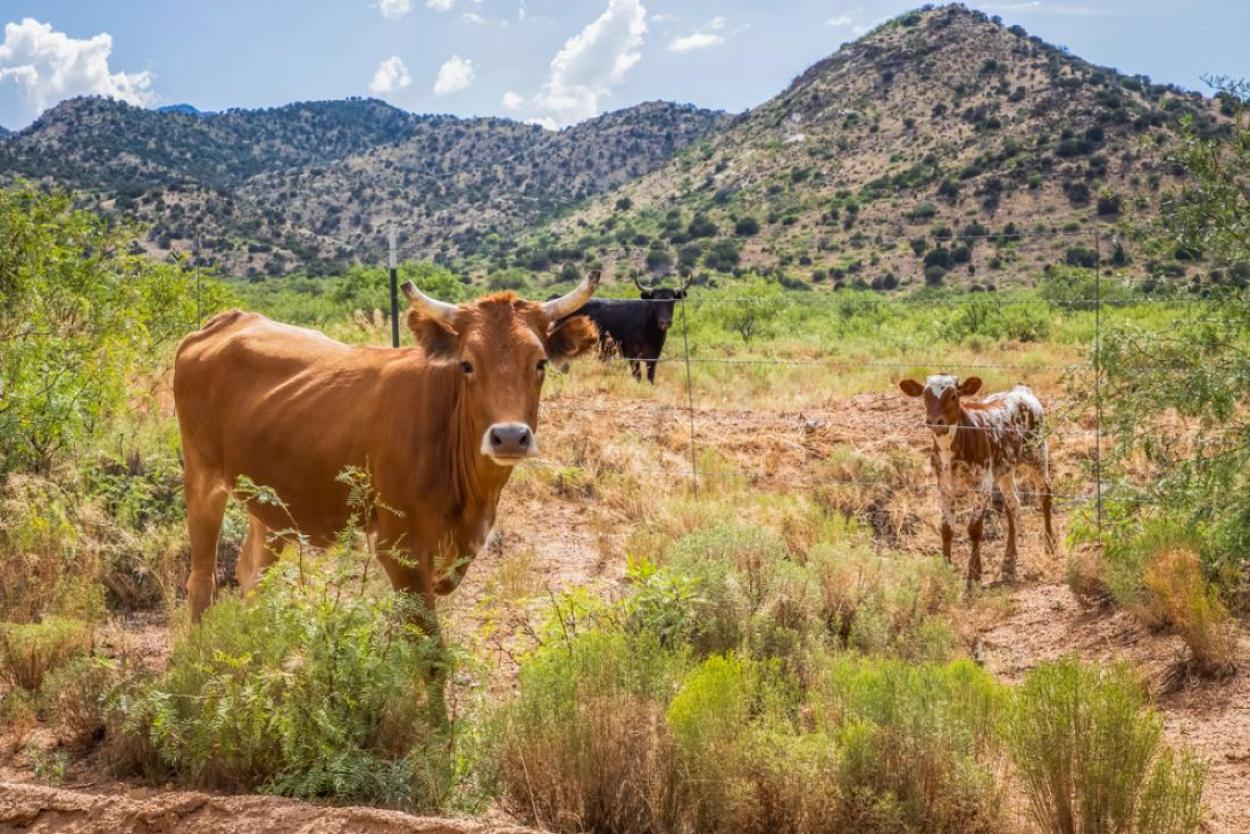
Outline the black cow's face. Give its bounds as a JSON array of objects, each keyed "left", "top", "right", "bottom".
[{"left": 639, "top": 287, "right": 685, "bottom": 332}]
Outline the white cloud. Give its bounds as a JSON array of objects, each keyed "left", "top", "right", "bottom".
[
  {"left": 433, "top": 54, "right": 475, "bottom": 96},
  {"left": 375, "top": 0, "right": 413, "bottom": 19},
  {"left": 426, "top": 0, "right": 455, "bottom": 10},
  {"left": 826, "top": 14, "right": 854, "bottom": 27},
  {"left": 651, "top": 12, "right": 678, "bottom": 23},
  {"left": 368, "top": 55, "right": 412, "bottom": 94},
  {"left": 523, "top": 0, "right": 648, "bottom": 127},
  {"left": 667, "top": 15, "right": 728, "bottom": 52},
  {"left": 668, "top": 31, "right": 722, "bottom": 51},
  {"left": 0, "top": 18, "right": 156, "bottom": 116},
  {"left": 502, "top": 90, "right": 524, "bottom": 110}
]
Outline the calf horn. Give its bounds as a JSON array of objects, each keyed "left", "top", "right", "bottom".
[
  {"left": 543, "top": 270, "right": 601, "bottom": 319},
  {"left": 401, "top": 282, "right": 459, "bottom": 323}
]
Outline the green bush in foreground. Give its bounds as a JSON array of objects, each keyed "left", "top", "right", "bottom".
[
  {"left": 0, "top": 616, "right": 93, "bottom": 691},
  {"left": 1007, "top": 657, "right": 1205, "bottom": 834},
  {"left": 109, "top": 551, "right": 458, "bottom": 810}
]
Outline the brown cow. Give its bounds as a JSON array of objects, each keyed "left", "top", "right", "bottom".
[
  {"left": 173, "top": 272, "right": 601, "bottom": 626},
  {"left": 899, "top": 375, "right": 1055, "bottom": 589}
]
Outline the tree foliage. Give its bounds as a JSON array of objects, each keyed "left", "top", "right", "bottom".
[
  {"left": 0, "top": 186, "right": 227, "bottom": 473},
  {"left": 1098, "top": 78, "right": 1250, "bottom": 593}
]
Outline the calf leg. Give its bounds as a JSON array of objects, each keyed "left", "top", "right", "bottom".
[
  {"left": 1039, "top": 442, "right": 1056, "bottom": 554},
  {"left": 936, "top": 473, "right": 957, "bottom": 565},
  {"left": 996, "top": 471, "right": 1020, "bottom": 583},
  {"left": 184, "top": 466, "right": 228, "bottom": 623},
  {"left": 966, "top": 474, "right": 993, "bottom": 592}
]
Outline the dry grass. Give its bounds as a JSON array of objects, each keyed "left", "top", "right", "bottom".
[
  {"left": 0, "top": 616, "right": 94, "bottom": 691},
  {"left": 1141, "top": 548, "right": 1239, "bottom": 678}
]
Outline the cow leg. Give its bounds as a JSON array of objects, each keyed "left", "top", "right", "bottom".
[
  {"left": 966, "top": 473, "right": 993, "bottom": 592},
  {"left": 1039, "top": 442, "right": 1056, "bottom": 554},
  {"left": 935, "top": 469, "right": 956, "bottom": 565},
  {"left": 646, "top": 359, "right": 658, "bottom": 384},
  {"left": 629, "top": 359, "right": 642, "bottom": 381},
  {"left": 376, "top": 524, "right": 450, "bottom": 728},
  {"left": 185, "top": 466, "right": 228, "bottom": 623},
  {"left": 996, "top": 471, "right": 1020, "bottom": 583},
  {"left": 236, "top": 514, "right": 279, "bottom": 595}
]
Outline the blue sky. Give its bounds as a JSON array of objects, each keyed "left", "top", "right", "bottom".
[{"left": 0, "top": 1, "right": 1246, "bottom": 130}]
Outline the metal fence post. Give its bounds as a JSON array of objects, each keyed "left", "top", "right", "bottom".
[
  {"left": 388, "top": 224, "right": 400, "bottom": 349},
  {"left": 1093, "top": 228, "right": 1103, "bottom": 539},
  {"left": 680, "top": 293, "right": 699, "bottom": 496}
]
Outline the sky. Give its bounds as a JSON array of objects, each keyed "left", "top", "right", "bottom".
[{"left": 0, "top": 0, "right": 1247, "bottom": 131}]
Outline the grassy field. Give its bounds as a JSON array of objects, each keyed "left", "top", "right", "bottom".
[{"left": 2, "top": 231, "right": 1247, "bottom": 831}]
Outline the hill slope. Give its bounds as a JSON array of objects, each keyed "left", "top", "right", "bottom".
[
  {"left": 515, "top": 4, "right": 1221, "bottom": 290},
  {"left": 0, "top": 98, "right": 727, "bottom": 276}
]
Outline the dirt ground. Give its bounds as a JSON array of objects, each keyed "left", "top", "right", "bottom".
[{"left": 3, "top": 389, "right": 1247, "bottom": 833}]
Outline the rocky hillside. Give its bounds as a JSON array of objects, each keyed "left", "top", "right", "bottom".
[
  {"left": 514, "top": 4, "right": 1223, "bottom": 290},
  {"left": 0, "top": 97, "right": 727, "bottom": 276}
]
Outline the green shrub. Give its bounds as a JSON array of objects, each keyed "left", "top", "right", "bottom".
[
  {"left": 487, "top": 630, "right": 685, "bottom": 834},
  {"left": 0, "top": 616, "right": 93, "bottom": 691},
  {"left": 109, "top": 552, "right": 455, "bottom": 810},
  {"left": 819, "top": 657, "right": 1008, "bottom": 833},
  {"left": 42, "top": 654, "right": 118, "bottom": 749},
  {"left": 1007, "top": 657, "right": 1205, "bottom": 834}
]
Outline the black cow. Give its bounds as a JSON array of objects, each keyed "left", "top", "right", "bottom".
[{"left": 563, "top": 276, "right": 690, "bottom": 383}]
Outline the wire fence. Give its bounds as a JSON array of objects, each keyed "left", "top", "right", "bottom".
[{"left": 361, "top": 225, "right": 1239, "bottom": 548}]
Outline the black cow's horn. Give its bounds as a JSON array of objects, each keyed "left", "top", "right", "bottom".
[
  {"left": 633, "top": 275, "right": 654, "bottom": 293},
  {"left": 401, "top": 282, "right": 459, "bottom": 323},
  {"left": 543, "top": 270, "right": 601, "bottom": 319},
  {"left": 679, "top": 273, "right": 693, "bottom": 293}
]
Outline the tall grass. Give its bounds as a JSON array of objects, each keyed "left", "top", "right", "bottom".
[{"left": 1007, "top": 657, "right": 1205, "bottom": 834}]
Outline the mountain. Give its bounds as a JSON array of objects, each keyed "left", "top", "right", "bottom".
[
  {"left": 0, "top": 97, "right": 727, "bottom": 276},
  {"left": 512, "top": 4, "right": 1223, "bottom": 290},
  {"left": 0, "top": 125, "right": 9, "bottom": 139},
  {"left": 156, "top": 103, "right": 214, "bottom": 117}
]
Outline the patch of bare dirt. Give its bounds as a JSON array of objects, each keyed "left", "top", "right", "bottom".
[{"left": 0, "top": 782, "right": 537, "bottom": 834}]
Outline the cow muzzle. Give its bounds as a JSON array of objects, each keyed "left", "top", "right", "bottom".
[{"left": 482, "top": 422, "right": 537, "bottom": 464}]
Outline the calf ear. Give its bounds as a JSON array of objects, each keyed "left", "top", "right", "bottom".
[
  {"left": 958, "top": 376, "right": 983, "bottom": 397},
  {"left": 548, "top": 314, "right": 599, "bottom": 369},
  {"left": 407, "top": 311, "right": 460, "bottom": 360},
  {"left": 899, "top": 379, "right": 924, "bottom": 397}
]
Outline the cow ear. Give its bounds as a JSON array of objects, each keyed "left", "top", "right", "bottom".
[
  {"left": 640, "top": 290, "right": 655, "bottom": 300},
  {"left": 675, "top": 289, "right": 687, "bottom": 299},
  {"left": 899, "top": 379, "right": 924, "bottom": 397},
  {"left": 958, "top": 376, "right": 982, "bottom": 397},
  {"left": 547, "top": 314, "right": 598, "bottom": 369},
  {"left": 407, "top": 311, "right": 460, "bottom": 360}
]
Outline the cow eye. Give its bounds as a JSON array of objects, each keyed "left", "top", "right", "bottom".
[
  {"left": 536, "top": 359, "right": 548, "bottom": 374},
  {"left": 460, "top": 360, "right": 474, "bottom": 375}
]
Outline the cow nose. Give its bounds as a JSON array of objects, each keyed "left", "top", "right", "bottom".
[{"left": 484, "top": 422, "right": 535, "bottom": 461}]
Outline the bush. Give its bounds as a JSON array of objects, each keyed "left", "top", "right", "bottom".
[
  {"left": 0, "top": 616, "right": 93, "bottom": 691},
  {"left": 109, "top": 548, "right": 455, "bottom": 810},
  {"left": 0, "top": 187, "right": 227, "bottom": 474},
  {"left": 734, "top": 216, "right": 760, "bottom": 236},
  {"left": 487, "top": 630, "right": 683, "bottom": 834},
  {"left": 42, "top": 655, "right": 118, "bottom": 749},
  {"left": 1007, "top": 658, "right": 1205, "bottom": 834},
  {"left": 720, "top": 277, "right": 785, "bottom": 343},
  {"left": 1141, "top": 548, "right": 1238, "bottom": 676}
]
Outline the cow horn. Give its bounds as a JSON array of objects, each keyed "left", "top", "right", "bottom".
[
  {"left": 542, "top": 270, "right": 601, "bottom": 319},
  {"left": 401, "top": 281, "right": 459, "bottom": 323},
  {"left": 633, "top": 274, "right": 654, "bottom": 293},
  {"left": 679, "top": 273, "right": 693, "bottom": 293}
]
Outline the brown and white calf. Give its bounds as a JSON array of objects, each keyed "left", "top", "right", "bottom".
[{"left": 899, "top": 375, "right": 1055, "bottom": 589}]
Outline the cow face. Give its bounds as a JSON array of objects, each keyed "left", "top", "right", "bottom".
[
  {"left": 404, "top": 272, "right": 600, "bottom": 466},
  {"left": 899, "top": 375, "right": 982, "bottom": 435},
  {"left": 638, "top": 287, "right": 686, "bottom": 332}
]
